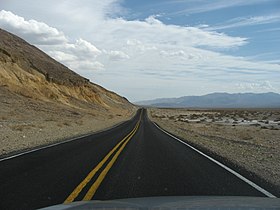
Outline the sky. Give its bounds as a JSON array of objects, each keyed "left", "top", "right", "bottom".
[{"left": 0, "top": 0, "right": 279, "bottom": 102}]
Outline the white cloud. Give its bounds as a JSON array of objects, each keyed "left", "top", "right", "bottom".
[
  {"left": 126, "top": 39, "right": 157, "bottom": 53},
  {"left": 106, "top": 50, "right": 130, "bottom": 60},
  {"left": 0, "top": 10, "right": 67, "bottom": 45},
  {"left": 44, "top": 39, "right": 103, "bottom": 72},
  {"left": 0, "top": 1, "right": 279, "bottom": 101},
  {"left": 47, "top": 49, "right": 104, "bottom": 72},
  {"left": 53, "top": 0, "right": 125, "bottom": 23},
  {"left": 47, "top": 51, "right": 78, "bottom": 62},
  {"left": 97, "top": 16, "right": 247, "bottom": 50},
  {"left": 196, "top": 24, "right": 210, "bottom": 29},
  {"left": 235, "top": 81, "right": 277, "bottom": 92},
  {"left": 68, "top": 60, "right": 104, "bottom": 72},
  {"left": 145, "top": 15, "right": 163, "bottom": 25},
  {"left": 160, "top": 50, "right": 186, "bottom": 57},
  {"left": 208, "top": 14, "right": 280, "bottom": 30},
  {"left": 71, "top": 39, "right": 101, "bottom": 56},
  {"left": 0, "top": 10, "right": 104, "bottom": 73},
  {"left": 171, "top": 0, "right": 270, "bottom": 15}
]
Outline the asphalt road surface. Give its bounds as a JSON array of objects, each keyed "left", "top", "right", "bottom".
[{"left": 0, "top": 108, "right": 274, "bottom": 209}]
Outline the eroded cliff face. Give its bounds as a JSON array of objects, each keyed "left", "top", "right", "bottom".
[
  {"left": 0, "top": 28, "right": 134, "bottom": 113},
  {"left": 0, "top": 28, "right": 136, "bottom": 156}
]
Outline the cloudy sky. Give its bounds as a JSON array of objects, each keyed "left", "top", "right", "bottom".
[{"left": 0, "top": 0, "right": 279, "bottom": 101}]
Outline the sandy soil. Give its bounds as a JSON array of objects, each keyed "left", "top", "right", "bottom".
[
  {"left": 0, "top": 87, "right": 136, "bottom": 157},
  {"left": 148, "top": 108, "right": 280, "bottom": 189},
  {"left": 0, "top": 29, "right": 137, "bottom": 158}
]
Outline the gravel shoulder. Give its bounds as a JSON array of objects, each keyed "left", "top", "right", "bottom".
[
  {"left": 0, "top": 87, "right": 136, "bottom": 158},
  {"left": 148, "top": 108, "right": 280, "bottom": 195}
]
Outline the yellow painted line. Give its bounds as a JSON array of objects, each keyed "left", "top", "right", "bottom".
[
  {"left": 83, "top": 121, "right": 140, "bottom": 201},
  {"left": 64, "top": 121, "right": 139, "bottom": 204}
]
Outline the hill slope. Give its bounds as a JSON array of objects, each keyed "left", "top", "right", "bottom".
[
  {"left": 0, "top": 28, "right": 135, "bottom": 156},
  {"left": 137, "top": 92, "right": 280, "bottom": 108},
  {"left": 0, "top": 28, "right": 133, "bottom": 112}
]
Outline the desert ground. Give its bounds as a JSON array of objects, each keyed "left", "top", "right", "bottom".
[
  {"left": 0, "top": 87, "right": 136, "bottom": 157},
  {"left": 148, "top": 108, "right": 280, "bottom": 190}
]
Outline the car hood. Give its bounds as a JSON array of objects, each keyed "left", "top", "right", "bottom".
[{"left": 39, "top": 196, "right": 280, "bottom": 210}]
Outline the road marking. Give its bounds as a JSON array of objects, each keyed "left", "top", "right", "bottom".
[
  {"left": 153, "top": 122, "right": 277, "bottom": 198},
  {"left": 83, "top": 121, "right": 140, "bottom": 201},
  {"left": 65, "top": 109, "right": 142, "bottom": 203},
  {"left": 0, "top": 117, "right": 135, "bottom": 162},
  {"left": 64, "top": 121, "right": 139, "bottom": 203},
  {"left": 0, "top": 133, "right": 93, "bottom": 162}
]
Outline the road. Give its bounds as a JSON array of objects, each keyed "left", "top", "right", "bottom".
[{"left": 0, "top": 108, "right": 274, "bottom": 209}]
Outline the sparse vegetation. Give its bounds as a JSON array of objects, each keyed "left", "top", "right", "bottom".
[
  {"left": 45, "top": 118, "right": 56, "bottom": 122},
  {"left": 75, "top": 120, "right": 84, "bottom": 125},
  {"left": 9, "top": 124, "right": 35, "bottom": 131},
  {"left": 149, "top": 108, "right": 280, "bottom": 188},
  {"left": 63, "top": 121, "right": 71, "bottom": 126},
  {"left": 0, "top": 116, "right": 7, "bottom": 120}
]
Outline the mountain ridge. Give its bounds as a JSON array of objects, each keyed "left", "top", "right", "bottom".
[
  {"left": 0, "top": 28, "right": 133, "bottom": 112},
  {"left": 136, "top": 92, "right": 280, "bottom": 108},
  {"left": 0, "top": 28, "right": 136, "bottom": 156}
]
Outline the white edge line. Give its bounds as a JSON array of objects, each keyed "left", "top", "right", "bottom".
[
  {"left": 0, "top": 132, "right": 92, "bottom": 162},
  {"left": 153, "top": 122, "right": 277, "bottom": 198},
  {"left": 0, "top": 118, "right": 133, "bottom": 162}
]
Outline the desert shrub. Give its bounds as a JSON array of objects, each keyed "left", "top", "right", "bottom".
[
  {"left": 10, "top": 124, "right": 34, "bottom": 131},
  {"left": 70, "top": 111, "right": 80, "bottom": 116},
  {"left": 189, "top": 114, "right": 199, "bottom": 119},
  {"left": 63, "top": 122, "right": 71, "bottom": 126},
  {"left": 262, "top": 116, "right": 268, "bottom": 120},
  {"left": 45, "top": 118, "right": 56, "bottom": 122},
  {"left": 0, "top": 116, "right": 7, "bottom": 120},
  {"left": 75, "top": 120, "right": 83, "bottom": 125}
]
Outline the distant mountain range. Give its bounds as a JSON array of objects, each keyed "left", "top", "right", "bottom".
[{"left": 136, "top": 92, "right": 280, "bottom": 108}]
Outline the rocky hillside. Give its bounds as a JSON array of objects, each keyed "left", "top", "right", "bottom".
[
  {"left": 0, "top": 28, "right": 136, "bottom": 156},
  {"left": 0, "top": 28, "right": 134, "bottom": 112}
]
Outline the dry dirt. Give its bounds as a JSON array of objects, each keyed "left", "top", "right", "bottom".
[
  {"left": 0, "top": 87, "right": 136, "bottom": 157},
  {"left": 148, "top": 108, "right": 280, "bottom": 189},
  {"left": 0, "top": 29, "right": 136, "bottom": 157}
]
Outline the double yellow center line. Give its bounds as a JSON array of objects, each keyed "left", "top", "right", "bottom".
[{"left": 64, "top": 110, "right": 142, "bottom": 203}]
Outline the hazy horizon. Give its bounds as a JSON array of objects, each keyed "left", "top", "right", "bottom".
[{"left": 134, "top": 91, "right": 280, "bottom": 102}]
